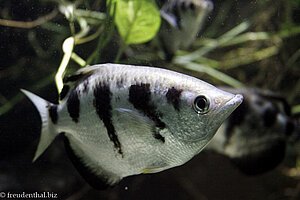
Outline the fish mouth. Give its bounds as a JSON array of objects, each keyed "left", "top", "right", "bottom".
[{"left": 208, "top": 94, "right": 244, "bottom": 127}]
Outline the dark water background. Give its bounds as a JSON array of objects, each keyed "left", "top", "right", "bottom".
[{"left": 0, "top": 0, "right": 300, "bottom": 199}]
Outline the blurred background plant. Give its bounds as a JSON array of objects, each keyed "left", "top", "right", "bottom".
[
  {"left": 1, "top": 0, "right": 299, "bottom": 115},
  {"left": 0, "top": 0, "right": 300, "bottom": 199}
]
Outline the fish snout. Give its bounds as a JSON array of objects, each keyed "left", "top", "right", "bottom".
[{"left": 207, "top": 94, "right": 244, "bottom": 131}]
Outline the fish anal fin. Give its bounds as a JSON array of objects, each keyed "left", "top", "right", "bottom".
[
  {"left": 63, "top": 135, "right": 120, "bottom": 190},
  {"left": 141, "top": 167, "right": 166, "bottom": 174}
]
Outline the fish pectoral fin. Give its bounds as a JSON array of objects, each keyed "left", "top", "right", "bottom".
[
  {"left": 114, "top": 108, "right": 156, "bottom": 131},
  {"left": 113, "top": 108, "right": 166, "bottom": 142},
  {"left": 63, "top": 135, "right": 121, "bottom": 190}
]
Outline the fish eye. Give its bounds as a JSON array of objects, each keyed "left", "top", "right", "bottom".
[{"left": 193, "top": 95, "right": 210, "bottom": 114}]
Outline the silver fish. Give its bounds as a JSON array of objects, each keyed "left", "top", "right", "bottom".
[
  {"left": 159, "top": 0, "right": 213, "bottom": 60},
  {"left": 21, "top": 64, "right": 243, "bottom": 189},
  {"left": 207, "top": 87, "right": 299, "bottom": 175}
]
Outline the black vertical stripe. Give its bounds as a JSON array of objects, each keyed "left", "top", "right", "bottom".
[
  {"left": 263, "top": 106, "right": 278, "bottom": 127},
  {"left": 83, "top": 78, "right": 90, "bottom": 93},
  {"left": 116, "top": 77, "right": 124, "bottom": 88},
  {"left": 154, "top": 132, "right": 165, "bottom": 143},
  {"left": 166, "top": 87, "right": 182, "bottom": 111},
  {"left": 129, "top": 83, "right": 166, "bottom": 133},
  {"left": 93, "top": 82, "right": 122, "bottom": 155},
  {"left": 189, "top": 2, "right": 195, "bottom": 10},
  {"left": 67, "top": 89, "right": 80, "bottom": 123},
  {"left": 48, "top": 104, "right": 58, "bottom": 124}
]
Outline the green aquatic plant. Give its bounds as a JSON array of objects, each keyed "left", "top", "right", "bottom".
[
  {"left": 56, "top": 0, "right": 161, "bottom": 92},
  {"left": 108, "top": 0, "right": 161, "bottom": 61},
  {"left": 109, "top": 0, "right": 161, "bottom": 45}
]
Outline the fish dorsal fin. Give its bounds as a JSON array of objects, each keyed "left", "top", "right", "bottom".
[
  {"left": 63, "top": 135, "right": 121, "bottom": 189},
  {"left": 113, "top": 108, "right": 165, "bottom": 143},
  {"left": 59, "top": 65, "right": 106, "bottom": 101},
  {"left": 63, "top": 64, "right": 110, "bottom": 83}
]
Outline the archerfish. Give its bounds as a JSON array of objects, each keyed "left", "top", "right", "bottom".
[
  {"left": 159, "top": 0, "right": 213, "bottom": 60},
  {"left": 207, "top": 87, "right": 300, "bottom": 175},
  {"left": 21, "top": 63, "right": 243, "bottom": 189}
]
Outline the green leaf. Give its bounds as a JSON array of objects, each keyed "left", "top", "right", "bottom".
[{"left": 108, "top": 0, "right": 161, "bottom": 44}]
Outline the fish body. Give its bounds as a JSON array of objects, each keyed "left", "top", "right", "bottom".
[
  {"left": 159, "top": 0, "right": 213, "bottom": 60},
  {"left": 22, "top": 64, "right": 243, "bottom": 189},
  {"left": 207, "top": 87, "right": 299, "bottom": 175}
]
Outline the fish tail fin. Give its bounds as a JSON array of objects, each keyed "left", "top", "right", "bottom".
[{"left": 21, "top": 89, "right": 59, "bottom": 162}]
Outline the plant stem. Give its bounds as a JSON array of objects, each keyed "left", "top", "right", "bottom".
[
  {"left": 0, "top": 9, "right": 58, "bottom": 28},
  {"left": 176, "top": 21, "right": 250, "bottom": 62},
  {"left": 114, "top": 41, "right": 127, "bottom": 62},
  {"left": 55, "top": 37, "right": 75, "bottom": 93},
  {"left": 221, "top": 46, "right": 279, "bottom": 69},
  {"left": 86, "top": 1, "right": 116, "bottom": 64},
  {"left": 176, "top": 61, "right": 244, "bottom": 88},
  {"left": 71, "top": 52, "right": 87, "bottom": 67}
]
